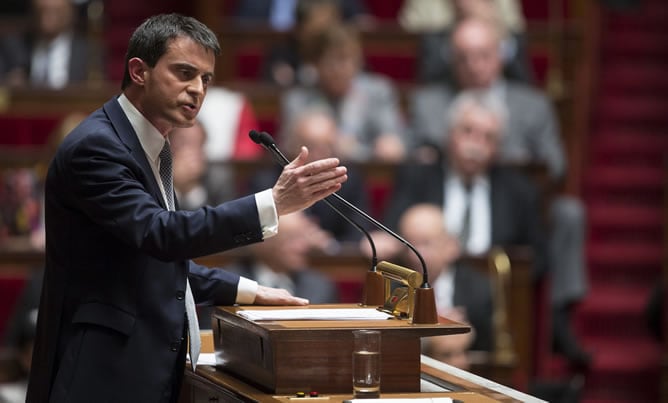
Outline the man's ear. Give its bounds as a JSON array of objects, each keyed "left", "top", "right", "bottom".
[{"left": 127, "top": 57, "right": 147, "bottom": 86}]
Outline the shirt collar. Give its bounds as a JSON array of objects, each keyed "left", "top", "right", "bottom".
[{"left": 117, "top": 93, "right": 166, "bottom": 164}]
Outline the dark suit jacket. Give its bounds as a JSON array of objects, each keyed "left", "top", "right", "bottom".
[
  {"left": 27, "top": 97, "right": 265, "bottom": 403},
  {"left": 0, "top": 31, "right": 103, "bottom": 86},
  {"left": 384, "top": 162, "right": 547, "bottom": 279},
  {"left": 452, "top": 263, "right": 494, "bottom": 352}
]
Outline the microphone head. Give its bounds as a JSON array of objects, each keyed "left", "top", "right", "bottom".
[
  {"left": 248, "top": 130, "right": 263, "bottom": 145},
  {"left": 248, "top": 130, "right": 276, "bottom": 148},
  {"left": 259, "top": 131, "right": 276, "bottom": 147}
]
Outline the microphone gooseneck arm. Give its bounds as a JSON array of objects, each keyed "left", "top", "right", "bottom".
[
  {"left": 249, "top": 130, "right": 429, "bottom": 287},
  {"left": 249, "top": 130, "right": 378, "bottom": 272}
]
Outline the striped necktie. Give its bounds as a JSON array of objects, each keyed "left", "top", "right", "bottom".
[{"left": 159, "top": 142, "right": 201, "bottom": 371}]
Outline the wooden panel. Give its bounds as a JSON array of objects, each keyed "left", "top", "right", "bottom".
[{"left": 212, "top": 304, "right": 468, "bottom": 394}]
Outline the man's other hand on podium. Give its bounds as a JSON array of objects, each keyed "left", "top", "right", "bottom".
[{"left": 253, "top": 285, "right": 309, "bottom": 306}]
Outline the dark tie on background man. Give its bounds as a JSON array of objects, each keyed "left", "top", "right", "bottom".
[
  {"left": 159, "top": 142, "right": 201, "bottom": 371},
  {"left": 459, "top": 185, "right": 472, "bottom": 252}
]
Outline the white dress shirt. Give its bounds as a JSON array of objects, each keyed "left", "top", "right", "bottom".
[
  {"left": 30, "top": 32, "right": 72, "bottom": 89},
  {"left": 444, "top": 173, "right": 491, "bottom": 256},
  {"left": 433, "top": 268, "right": 454, "bottom": 317},
  {"left": 117, "top": 94, "right": 279, "bottom": 303}
]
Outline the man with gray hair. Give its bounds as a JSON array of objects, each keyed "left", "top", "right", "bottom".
[
  {"left": 381, "top": 88, "right": 548, "bottom": 279},
  {"left": 409, "top": 16, "right": 590, "bottom": 368}
]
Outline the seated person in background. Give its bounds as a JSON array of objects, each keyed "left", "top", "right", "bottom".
[
  {"left": 198, "top": 212, "right": 339, "bottom": 328},
  {"left": 410, "top": 17, "right": 590, "bottom": 367},
  {"left": 399, "top": 0, "right": 533, "bottom": 85},
  {"left": 196, "top": 86, "right": 263, "bottom": 203},
  {"left": 234, "top": 0, "right": 373, "bottom": 32},
  {"left": 170, "top": 121, "right": 211, "bottom": 211},
  {"left": 250, "top": 108, "right": 369, "bottom": 247},
  {"left": 382, "top": 89, "right": 548, "bottom": 280},
  {"left": 0, "top": 269, "right": 42, "bottom": 403},
  {"left": 0, "top": 0, "right": 105, "bottom": 88},
  {"left": 260, "top": 0, "right": 344, "bottom": 87},
  {"left": 0, "top": 169, "right": 41, "bottom": 245},
  {"left": 399, "top": 203, "right": 493, "bottom": 358},
  {"left": 280, "top": 24, "right": 406, "bottom": 163}
]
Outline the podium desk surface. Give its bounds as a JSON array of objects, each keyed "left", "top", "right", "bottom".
[{"left": 214, "top": 304, "right": 470, "bottom": 335}]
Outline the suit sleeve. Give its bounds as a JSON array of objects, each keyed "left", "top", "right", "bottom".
[{"left": 58, "top": 131, "right": 264, "bottom": 262}]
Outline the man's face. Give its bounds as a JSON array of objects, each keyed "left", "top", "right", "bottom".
[
  {"left": 448, "top": 105, "right": 501, "bottom": 178},
  {"left": 451, "top": 22, "right": 502, "bottom": 89},
  {"left": 260, "top": 213, "right": 312, "bottom": 273},
  {"left": 316, "top": 45, "right": 359, "bottom": 98},
  {"left": 399, "top": 208, "right": 460, "bottom": 280},
  {"left": 33, "top": 0, "right": 74, "bottom": 40},
  {"left": 139, "top": 36, "right": 215, "bottom": 134},
  {"left": 292, "top": 115, "right": 337, "bottom": 161}
]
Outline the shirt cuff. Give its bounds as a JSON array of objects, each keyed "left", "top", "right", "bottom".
[
  {"left": 255, "top": 188, "right": 278, "bottom": 239},
  {"left": 236, "top": 277, "right": 259, "bottom": 304}
]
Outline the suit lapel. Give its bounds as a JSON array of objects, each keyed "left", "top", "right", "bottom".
[{"left": 102, "top": 97, "right": 168, "bottom": 209}]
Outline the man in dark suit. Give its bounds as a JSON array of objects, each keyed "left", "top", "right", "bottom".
[
  {"left": 409, "top": 17, "right": 590, "bottom": 367},
  {"left": 383, "top": 90, "right": 547, "bottom": 280},
  {"left": 26, "top": 14, "right": 348, "bottom": 403},
  {"left": 0, "top": 0, "right": 104, "bottom": 88}
]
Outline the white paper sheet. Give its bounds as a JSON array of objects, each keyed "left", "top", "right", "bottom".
[{"left": 237, "top": 308, "right": 393, "bottom": 321}]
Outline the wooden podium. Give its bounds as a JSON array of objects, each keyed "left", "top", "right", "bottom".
[{"left": 212, "top": 304, "right": 469, "bottom": 395}]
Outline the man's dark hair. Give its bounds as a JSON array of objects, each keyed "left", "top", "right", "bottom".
[{"left": 121, "top": 13, "right": 220, "bottom": 90}]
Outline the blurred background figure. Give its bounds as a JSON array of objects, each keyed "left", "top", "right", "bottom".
[
  {"left": 398, "top": 203, "right": 493, "bottom": 367},
  {"left": 251, "top": 108, "right": 369, "bottom": 248},
  {"left": 234, "top": 0, "right": 374, "bottom": 32},
  {"left": 0, "top": 0, "right": 105, "bottom": 89},
  {"left": 196, "top": 86, "right": 263, "bottom": 203},
  {"left": 281, "top": 24, "right": 406, "bottom": 163},
  {"left": 260, "top": 0, "right": 344, "bottom": 87},
  {"left": 198, "top": 211, "right": 339, "bottom": 328},
  {"left": 0, "top": 270, "right": 41, "bottom": 403},
  {"left": 384, "top": 90, "right": 547, "bottom": 279},
  {"left": 0, "top": 170, "right": 41, "bottom": 244},
  {"left": 170, "top": 121, "right": 211, "bottom": 211},
  {"left": 409, "top": 17, "right": 589, "bottom": 368},
  {"left": 399, "top": 0, "right": 533, "bottom": 85}
]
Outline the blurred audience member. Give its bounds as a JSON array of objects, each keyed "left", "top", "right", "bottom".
[
  {"left": 384, "top": 90, "right": 548, "bottom": 279},
  {"left": 0, "top": 169, "right": 41, "bottom": 245},
  {"left": 170, "top": 121, "right": 211, "bottom": 211},
  {"left": 399, "top": 203, "right": 493, "bottom": 359},
  {"left": 261, "top": 0, "right": 342, "bottom": 87},
  {"left": 410, "top": 17, "right": 560, "bottom": 175},
  {"left": 196, "top": 86, "right": 263, "bottom": 203},
  {"left": 0, "top": 270, "right": 41, "bottom": 403},
  {"left": 251, "top": 108, "right": 369, "bottom": 246},
  {"left": 400, "top": 0, "right": 533, "bottom": 84},
  {"left": 0, "top": 0, "right": 105, "bottom": 89},
  {"left": 281, "top": 24, "right": 406, "bottom": 162},
  {"left": 412, "top": 23, "right": 591, "bottom": 362},
  {"left": 411, "top": 17, "right": 590, "bottom": 367},
  {"left": 234, "top": 0, "right": 373, "bottom": 31},
  {"left": 198, "top": 212, "right": 339, "bottom": 327},
  {"left": 236, "top": 211, "right": 339, "bottom": 302}
]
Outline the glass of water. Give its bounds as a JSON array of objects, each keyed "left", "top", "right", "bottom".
[{"left": 352, "top": 329, "right": 381, "bottom": 398}]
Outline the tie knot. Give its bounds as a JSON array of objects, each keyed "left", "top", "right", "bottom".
[{"left": 159, "top": 142, "right": 172, "bottom": 163}]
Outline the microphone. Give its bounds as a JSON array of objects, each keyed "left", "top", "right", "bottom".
[
  {"left": 248, "top": 130, "right": 437, "bottom": 323},
  {"left": 249, "top": 130, "right": 384, "bottom": 306}
]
